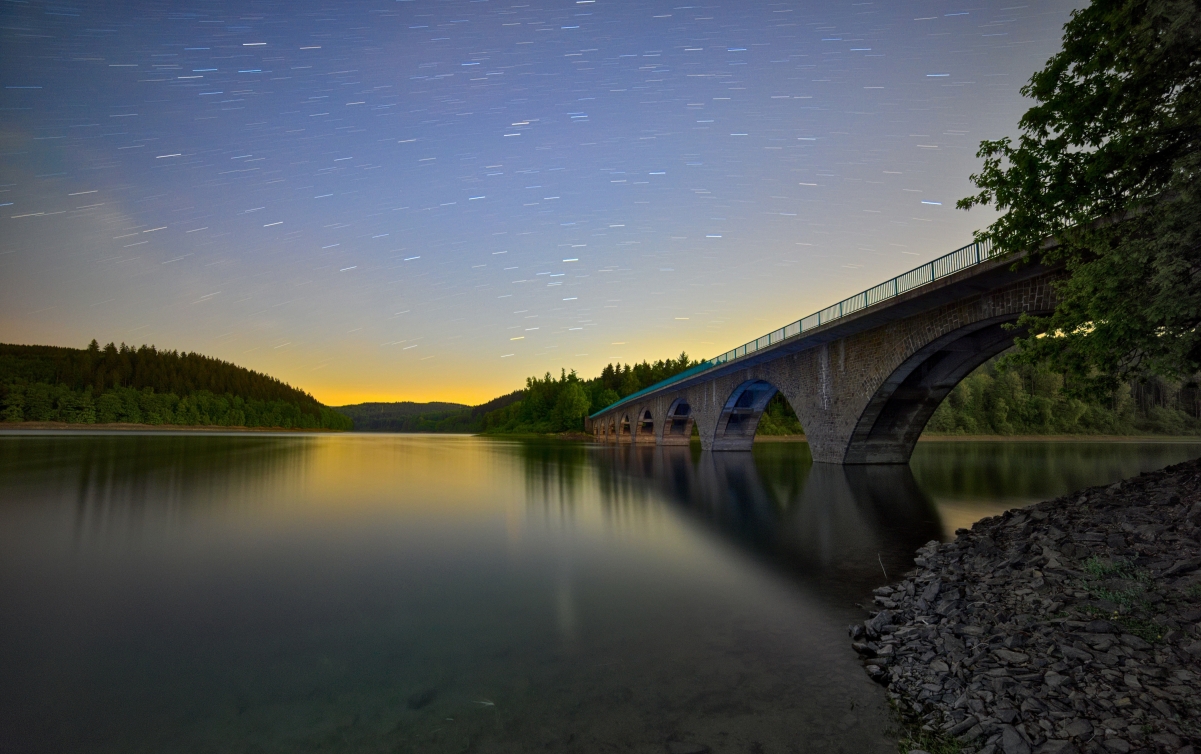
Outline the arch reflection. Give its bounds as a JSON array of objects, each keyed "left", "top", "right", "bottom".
[{"left": 588, "top": 443, "right": 944, "bottom": 603}]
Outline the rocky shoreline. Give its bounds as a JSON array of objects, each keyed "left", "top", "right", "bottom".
[{"left": 851, "top": 457, "right": 1201, "bottom": 754}]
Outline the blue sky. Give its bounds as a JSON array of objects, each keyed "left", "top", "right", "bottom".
[{"left": 0, "top": 0, "right": 1078, "bottom": 403}]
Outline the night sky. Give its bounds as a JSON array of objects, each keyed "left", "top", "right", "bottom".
[{"left": 0, "top": 0, "right": 1078, "bottom": 405}]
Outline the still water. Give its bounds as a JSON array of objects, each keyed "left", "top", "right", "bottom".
[{"left": 1, "top": 433, "right": 1198, "bottom": 754}]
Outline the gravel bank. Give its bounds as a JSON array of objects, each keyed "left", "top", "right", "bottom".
[{"left": 851, "top": 457, "right": 1201, "bottom": 754}]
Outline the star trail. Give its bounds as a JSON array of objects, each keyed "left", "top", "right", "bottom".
[{"left": 0, "top": 0, "right": 1078, "bottom": 404}]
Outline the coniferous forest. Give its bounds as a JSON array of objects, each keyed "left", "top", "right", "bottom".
[{"left": 0, "top": 341, "right": 352, "bottom": 430}]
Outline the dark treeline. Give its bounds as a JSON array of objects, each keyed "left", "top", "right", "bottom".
[
  {"left": 482, "top": 353, "right": 699, "bottom": 434},
  {"left": 0, "top": 341, "right": 352, "bottom": 430}
]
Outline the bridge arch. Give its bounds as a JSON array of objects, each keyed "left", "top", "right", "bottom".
[
  {"left": 712, "top": 379, "right": 781, "bottom": 451},
  {"left": 662, "top": 398, "right": 694, "bottom": 445},
  {"left": 843, "top": 316, "right": 1026, "bottom": 463},
  {"left": 618, "top": 413, "right": 633, "bottom": 443},
  {"left": 634, "top": 407, "right": 657, "bottom": 444}
]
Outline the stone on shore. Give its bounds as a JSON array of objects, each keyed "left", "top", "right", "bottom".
[{"left": 852, "top": 457, "right": 1201, "bottom": 753}]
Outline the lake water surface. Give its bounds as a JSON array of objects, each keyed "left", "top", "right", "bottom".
[{"left": 1, "top": 433, "right": 1199, "bottom": 754}]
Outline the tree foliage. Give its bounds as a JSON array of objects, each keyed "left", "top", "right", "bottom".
[
  {"left": 958, "top": 0, "right": 1201, "bottom": 397},
  {"left": 483, "top": 353, "right": 699, "bottom": 434},
  {"left": 927, "top": 356, "right": 1201, "bottom": 436},
  {"left": 756, "top": 393, "right": 805, "bottom": 436},
  {"left": 0, "top": 341, "right": 352, "bottom": 430}
]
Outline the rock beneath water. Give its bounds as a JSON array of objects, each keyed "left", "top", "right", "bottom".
[
  {"left": 406, "top": 688, "right": 437, "bottom": 710},
  {"left": 851, "top": 457, "right": 1201, "bottom": 753}
]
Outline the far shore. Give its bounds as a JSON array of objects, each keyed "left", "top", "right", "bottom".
[
  {"left": 2, "top": 423, "right": 1199, "bottom": 443},
  {"left": 0, "top": 422, "right": 341, "bottom": 433}
]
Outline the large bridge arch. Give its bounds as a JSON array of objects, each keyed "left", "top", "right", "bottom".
[
  {"left": 842, "top": 316, "right": 1026, "bottom": 463},
  {"left": 712, "top": 379, "right": 780, "bottom": 451}
]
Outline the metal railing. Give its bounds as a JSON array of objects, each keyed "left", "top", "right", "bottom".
[{"left": 590, "top": 237, "right": 998, "bottom": 418}]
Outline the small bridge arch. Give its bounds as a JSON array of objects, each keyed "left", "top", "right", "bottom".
[
  {"left": 662, "top": 398, "right": 695, "bottom": 445},
  {"left": 634, "top": 407, "right": 657, "bottom": 444},
  {"left": 618, "top": 414, "right": 633, "bottom": 443}
]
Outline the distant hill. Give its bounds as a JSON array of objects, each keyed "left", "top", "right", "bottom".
[
  {"left": 334, "top": 401, "right": 469, "bottom": 431},
  {"left": 0, "top": 340, "right": 352, "bottom": 430},
  {"left": 338, "top": 390, "right": 524, "bottom": 432}
]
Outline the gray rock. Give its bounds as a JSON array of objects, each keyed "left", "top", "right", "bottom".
[
  {"left": 947, "top": 716, "right": 978, "bottom": 736},
  {"left": 1001, "top": 724, "right": 1032, "bottom": 754},
  {"left": 1044, "top": 672, "right": 1070, "bottom": 688},
  {"left": 994, "top": 649, "right": 1030, "bottom": 664},
  {"left": 1117, "top": 634, "right": 1150, "bottom": 650},
  {"left": 666, "top": 742, "right": 709, "bottom": 754},
  {"left": 959, "top": 724, "right": 985, "bottom": 742},
  {"left": 1035, "top": 741, "right": 1078, "bottom": 754}
]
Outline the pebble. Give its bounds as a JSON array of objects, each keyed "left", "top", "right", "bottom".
[{"left": 850, "top": 457, "right": 1201, "bottom": 753}]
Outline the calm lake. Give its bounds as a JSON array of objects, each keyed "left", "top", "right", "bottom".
[{"left": 1, "top": 433, "right": 1199, "bottom": 754}]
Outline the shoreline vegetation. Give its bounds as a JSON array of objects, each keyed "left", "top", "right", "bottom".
[
  {"left": 5, "top": 341, "right": 1199, "bottom": 439},
  {"left": 852, "top": 458, "right": 1201, "bottom": 754},
  {"left": 5, "top": 425, "right": 1201, "bottom": 445}
]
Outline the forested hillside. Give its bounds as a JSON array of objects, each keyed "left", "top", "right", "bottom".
[
  {"left": 334, "top": 393, "right": 523, "bottom": 433},
  {"left": 0, "top": 341, "right": 352, "bottom": 430},
  {"left": 333, "top": 401, "right": 469, "bottom": 431}
]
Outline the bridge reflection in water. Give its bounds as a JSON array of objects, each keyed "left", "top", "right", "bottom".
[{"left": 520, "top": 441, "right": 946, "bottom": 604}]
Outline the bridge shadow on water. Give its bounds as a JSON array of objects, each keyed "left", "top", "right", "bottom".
[{"left": 518, "top": 439, "right": 945, "bottom": 607}]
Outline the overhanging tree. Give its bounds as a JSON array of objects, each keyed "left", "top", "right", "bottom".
[{"left": 958, "top": 0, "right": 1201, "bottom": 397}]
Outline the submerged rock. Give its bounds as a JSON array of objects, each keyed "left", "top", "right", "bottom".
[{"left": 852, "top": 457, "right": 1201, "bottom": 753}]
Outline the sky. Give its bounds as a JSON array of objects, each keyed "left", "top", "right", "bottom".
[{"left": 0, "top": 0, "right": 1080, "bottom": 406}]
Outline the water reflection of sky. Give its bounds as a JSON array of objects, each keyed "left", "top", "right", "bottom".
[{"left": 1, "top": 433, "right": 1198, "bottom": 753}]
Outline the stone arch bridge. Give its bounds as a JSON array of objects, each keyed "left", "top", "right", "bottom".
[{"left": 586, "top": 242, "right": 1061, "bottom": 464}]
